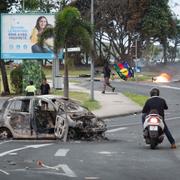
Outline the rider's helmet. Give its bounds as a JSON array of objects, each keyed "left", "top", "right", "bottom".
[{"left": 150, "top": 88, "right": 160, "bottom": 97}]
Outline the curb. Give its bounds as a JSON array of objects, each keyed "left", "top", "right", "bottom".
[{"left": 94, "top": 110, "right": 142, "bottom": 119}]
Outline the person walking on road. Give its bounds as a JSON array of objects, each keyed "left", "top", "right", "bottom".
[
  {"left": 40, "top": 78, "right": 50, "bottom": 95},
  {"left": 142, "top": 88, "right": 176, "bottom": 149},
  {"left": 102, "top": 62, "right": 115, "bottom": 94},
  {"left": 25, "top": 80, "right": 36, "bottom": 96}
]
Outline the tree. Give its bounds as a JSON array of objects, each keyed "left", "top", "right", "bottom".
[
  {"left": 168, "top": 18, "right": 180, "bottom": 62},
  {"left": 13, "top": 0, "right": 73, "bottom": 13},
  {"left": 0, "top": 0, "right": 18, "bottom": 95},
  {"left": 141, "top": 0, "right": 176, "bottom": 64},
  {"left": 71, "top": 0, "right": 149, "bottom": 65},
  {"left": 40, "top": 6, "right": 92, "bottom": 98},
  {"left": 72, "top": 0, "right": 179, "bottom": 65},
  {"left": 0, "top": 0, "right": 18, "bottom": 12}
]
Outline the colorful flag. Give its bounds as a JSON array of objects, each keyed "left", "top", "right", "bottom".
[{"left": 113, "top": 62, "right": 134, "bottom": 81}]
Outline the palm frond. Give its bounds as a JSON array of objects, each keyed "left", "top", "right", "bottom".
[
  {"left": 39, "top": 27, "right": 54, "bottom": 46},
  {"left": 71, "top": 26, "right": 92, "bottom": 54}
]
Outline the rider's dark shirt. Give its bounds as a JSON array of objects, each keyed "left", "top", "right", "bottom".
[{"left": 142, "top": 96, "right": 168, "bottom": 118}]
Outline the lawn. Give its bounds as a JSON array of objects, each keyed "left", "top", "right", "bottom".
[
  {"left": 53, "top": 89, "right": 101, "bottom": 111},
  {"left": 123, "top": 92, "right": 148, "bottom": 107},
  {"left": 42, "top": 66, "right": 91, "bottom": 78}
]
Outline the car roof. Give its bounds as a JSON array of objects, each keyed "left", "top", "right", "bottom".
[{"left": 8, "top": 95, "right": 69, "bottom": 101}]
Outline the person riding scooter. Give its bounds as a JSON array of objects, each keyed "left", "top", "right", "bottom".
[{"left": 142, "top": 88, "right": 176, "bottom": 149}]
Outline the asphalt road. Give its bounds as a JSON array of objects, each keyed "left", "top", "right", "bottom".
[{"left": 0, "top": 80, "right": 180, "bottom": 180}]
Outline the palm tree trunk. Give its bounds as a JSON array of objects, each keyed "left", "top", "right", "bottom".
[
  {"left": 0, "top": 60, "right": 10, "bottom": 95},
  {"left": 63, "top": 47, "right": 69, "bottom": 98}
]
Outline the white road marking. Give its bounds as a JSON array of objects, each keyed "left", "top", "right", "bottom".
[
  {"left": 136, "top": 82, "right": 180, "bottom": 91},
  {"left": 160, "top": 85, "right": 180, "bottom": 90},
  {"left": 54, "top": 149, "right": 69, "bottom": 157},
  {"left": 98, "top": 151, "right": 117, "bottom": 155},
  {"left": 0, "top": 140, "right": 13, "bottom": 145},
  {"left": 85, "top": 177, "right": 100, "bottom": 180},
  {"left": 13, "top": 167, "right": 77, "bottom": 177},
  {"left": 61, "top": 164, "right": 77, "bottom": 177},
  {"left": 38, "top": 162, "right": 77, "bottom": 177},
  {"left": 167, "top": 116, "right": 180, "bottom": 121},
  {"left": 9, "top": 152, "right": 17, "bottom": 156},
  {"left": 105, "top": 116, "right": 180, "bottom": 134},
  {"left": 0, "top": 143, "right": 53, "bottom": 157},
  {"left": 106, "top": 116, "right": 180, "bottom": 132},
  {"left": 0, "top": 169, "right": 9, "bottom": 175},
  {"left": 106, "top": 127, "right": 127, "bottom": 133}
]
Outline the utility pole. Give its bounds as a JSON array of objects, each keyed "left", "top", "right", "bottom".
[
  {"left": 90, "top": 0, "right": 94, "bottom": 100},
  {"left": 22, "top": 0, "right": 25, "bottom": 12},
  {"left": 22, "top": 0, "right": 25, "bottom": 13},
  {"left": 135, "top": 39, "right": 137, "bottom": 62}
]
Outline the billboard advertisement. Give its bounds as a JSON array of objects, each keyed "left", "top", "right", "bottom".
[{"left": 0, "top": 14, "right": 62, "bottom": 59}]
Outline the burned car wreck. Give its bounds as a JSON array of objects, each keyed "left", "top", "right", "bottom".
[{"left": 0, "top": 95, "right": 106, "bottom": 140}]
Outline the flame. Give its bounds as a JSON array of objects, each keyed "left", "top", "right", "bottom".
[{"left": 153, "top": 73, "right": 171, "bottom": 83}]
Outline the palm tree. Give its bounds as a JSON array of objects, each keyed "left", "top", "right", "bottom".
[
  {"left": 0, "top": 61, "right": 10, "bottom": 95},
  {"left": 40, "top": 6, "right": 92, "bottom": 98}
]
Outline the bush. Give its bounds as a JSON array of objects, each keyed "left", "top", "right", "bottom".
[
  {"left": 10, "top": 65, "right": 23, "bottom": 94},
  {"left": 10, "top": 65, "right": 46, "bottom": 95},
  {"left": 22, "top": 60, "right": 45, "bottom": 92}
]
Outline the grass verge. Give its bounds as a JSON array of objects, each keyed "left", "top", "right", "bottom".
[
  {"left": 53, "top": 90, "right": 101, "bottom": 111},
  {"left": 123, "top": 92, "right": 148, "bottom": 107}
]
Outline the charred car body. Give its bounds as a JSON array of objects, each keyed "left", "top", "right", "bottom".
[{"left": 0, "top": 95, "right": 106, "bottom": 140}]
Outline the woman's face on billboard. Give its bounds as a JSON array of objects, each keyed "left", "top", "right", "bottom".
[{"left": 39, "top": 17, "right": 47, "bottom": 30}]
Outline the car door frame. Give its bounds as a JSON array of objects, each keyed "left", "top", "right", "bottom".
[
  {"left": 3, "top": 97, "right": 35, "bottom": 139},
  {"left": 32, "top": 97, "right": 58, "bottom": 138}
]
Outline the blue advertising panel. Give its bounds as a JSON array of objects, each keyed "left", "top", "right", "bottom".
[{"left": 1, "top": 14, "right": 63, "bottom": 59}]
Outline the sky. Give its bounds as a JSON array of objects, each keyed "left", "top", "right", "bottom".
[{"left": 169, "top": 0, "right": 180, "bottom": 19}]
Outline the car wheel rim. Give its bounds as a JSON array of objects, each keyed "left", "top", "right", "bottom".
[{"left": 54, "top": 116, "right": 67, "bottom": 139}]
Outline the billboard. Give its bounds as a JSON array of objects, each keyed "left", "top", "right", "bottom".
[{"left": 0, "top": 14, "right": 62, "bottom": 59}]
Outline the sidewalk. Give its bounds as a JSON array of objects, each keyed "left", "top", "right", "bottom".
[{"left": 69, "top": 83, "right": 142, "bottom": 119}]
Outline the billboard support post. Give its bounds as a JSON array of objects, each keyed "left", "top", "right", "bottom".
[{"left": 53, "top": 55, "right": 62, "bottom": 89}]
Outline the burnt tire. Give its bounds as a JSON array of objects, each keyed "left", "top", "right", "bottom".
[
  {"left": 97, "top": 119, "right": 106, "bottom": 129},
  {"left": 67, "top": 128, "right": 77, "bottom": 140},
  {"left": 0, "top": 128, "right": 12, "bottom": 140}
]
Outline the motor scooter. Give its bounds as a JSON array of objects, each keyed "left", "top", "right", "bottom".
[{"left": 143, "top": 113, "right": 164, "bottom": 149}]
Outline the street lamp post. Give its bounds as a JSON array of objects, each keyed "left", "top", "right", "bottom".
[
  {"left": 90, "top": 0, "right": 94, "bottom": 100},
  {"left": 135, "top": 38, "right": 138, "bottom": 63}
]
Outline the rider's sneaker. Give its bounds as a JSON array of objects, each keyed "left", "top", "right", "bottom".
[{"left": 171, "top": 143, "right": 176, "bottom": 149}]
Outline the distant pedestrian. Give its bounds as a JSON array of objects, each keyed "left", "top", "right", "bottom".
[
  {"left": 102, "top": 62, "right": 115, "bottom": 94},
  {"left": 25, "top": 80, "right": 36, "bottom": 96},
  {"left": 40, "top": 78, "right": 50, "bottom": 95}
]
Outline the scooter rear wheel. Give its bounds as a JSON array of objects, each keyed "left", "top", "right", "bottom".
[{"left": 150, "top": 140, "right": 157, "bottom": 149}]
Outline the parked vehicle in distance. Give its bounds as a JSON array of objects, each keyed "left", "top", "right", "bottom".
[{"left": 0, "top": 95, "right": 106, "bottom": 140}]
